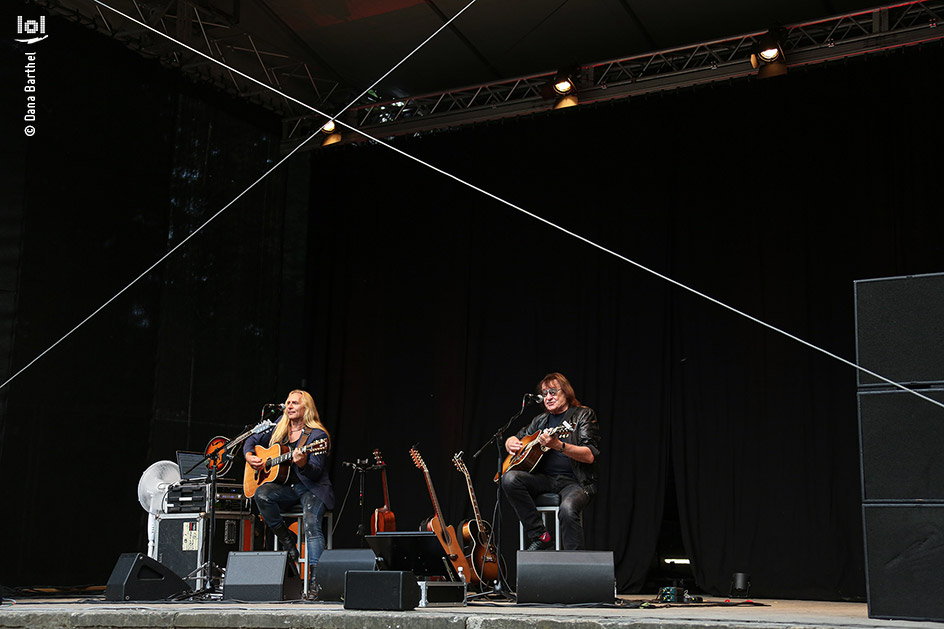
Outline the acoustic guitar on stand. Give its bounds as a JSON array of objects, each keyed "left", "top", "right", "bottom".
[
  {"left": 371, "top": 449, "right": 396, "bottom": 534},
  {"left": 410, "top": 447, "right": 474, "bottom": 584},
  {"left": 453, "top": 452, "right": 502, "bottom": 585},
  {"left": 494, "top": 421, "right": 573, "bottom": 482},
  {"left": 243, "top": 438, "right": 328, "bottom": 498}
]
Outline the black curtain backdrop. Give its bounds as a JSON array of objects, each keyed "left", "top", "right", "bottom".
[
  {"left": 0, "top": 10, "right": 283, "bottom": 587},
  {"left": 303, "top": 44, "right": 944, "bottom": 599},
  {"left": 2, "top": 3, "right": 944, "bottom": 600}
]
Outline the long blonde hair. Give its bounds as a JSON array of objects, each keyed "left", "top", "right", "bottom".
[{"left": 269, "top": 389, "right": 331, "bottom": 449}]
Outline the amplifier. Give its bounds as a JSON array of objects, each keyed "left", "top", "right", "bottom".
[
  {"left": 166, "top": 483, "right": 207, "bottom": 513},
  {"left": 214, "top": 482, "right": 250, "bottom": 514}
]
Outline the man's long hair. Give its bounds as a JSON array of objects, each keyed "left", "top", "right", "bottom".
[
  {"left": 537, "top": 372, "right": 581, "bottom": 408},
  {"left": 269, "top": 389, "right": 331, "bottom": 449}
]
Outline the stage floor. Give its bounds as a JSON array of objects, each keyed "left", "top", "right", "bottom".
[{"left": 1, "top": 596, "right": 941, "bottom": 629}]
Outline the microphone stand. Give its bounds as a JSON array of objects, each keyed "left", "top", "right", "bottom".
[
  {"left": 342, "top": 459, "right": 380, "bottom": 545},
  {"left": 183, "top": 410, "right": 278, "bottom": 597},
  {"left": 466, "top": 394, "right": 532, "bottom": 602}
]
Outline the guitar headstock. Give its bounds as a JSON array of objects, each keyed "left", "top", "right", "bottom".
[
  {"left": 252, "top": 419, "right": 275, "bottom": 434},
  {"left": 452, "top": 451, "right": 469, "bottom": 476},
  {"left": 373, "top": 449, "right": 386, "bottom": 467},
  {"left": 409, "top": 448, "right": 426, "bottom": 471},
  {"left": 304, "top": 438, "right": 329, "bottom": 455},
  {"left": 555, "top": 421, "right": 574, "bottom": 440}
]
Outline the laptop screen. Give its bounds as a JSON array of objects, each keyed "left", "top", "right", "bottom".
[{"left": 176, "top": 451, "right": 209, "bottom": 481}]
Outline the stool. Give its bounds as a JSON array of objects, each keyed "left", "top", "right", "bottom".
[
  {"left": 519, "top": 492, "right": 562, "bottom": 550},
  {"left": 273, "top": 510, "right": 334, "bottom": 598}
]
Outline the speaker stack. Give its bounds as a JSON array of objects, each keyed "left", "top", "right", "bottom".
[{"left": 855, "top": 272, "right": 944, "bottom": 622}]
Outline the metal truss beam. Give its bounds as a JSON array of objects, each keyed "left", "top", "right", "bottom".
[
  {"left": 286, "top": 0, "right": 944, "bottom": 152},
  {"left": 33, "top": 0, "right": 344, "bottom": 117}
]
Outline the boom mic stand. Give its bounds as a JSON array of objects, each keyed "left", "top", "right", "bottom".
[
  {"left": 466, "top": 394, "right": 533, "bottom": 601},
  {"left": 183, "top": 411, "right": 277, "bottom": 596}
]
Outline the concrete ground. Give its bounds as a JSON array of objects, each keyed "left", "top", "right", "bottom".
[{"left": 1, "top": 596, "right": 942, "bottom": 629}]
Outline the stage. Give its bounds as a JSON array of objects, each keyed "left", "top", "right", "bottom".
[{"left": 1, "top": 596, "right": 940, "bottom": 629}]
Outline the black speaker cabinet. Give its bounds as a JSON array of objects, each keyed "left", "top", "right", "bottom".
[
  {"left": 855, "top": 273, "right": 944, "bottom": 387},
  {"left": 105, "top": 553, "right": 190, "bottom": 601},
  {"left": 858, "top": 388, "right": 944, "bottom": 501},
  {"left": 315, "top": 548, "right": 378, "bottom": 601},
  {"left": 222, "top": 551, "right": 303, "bottom": 601},
  {"left": 864, "top": 504, "right": 944, "bottom": 621},
  {"left": 343, "top": 570, "right": 420, "bottom": 610},
  {"left": 516, "top": 550, "right": 615, "bottom": 604}
]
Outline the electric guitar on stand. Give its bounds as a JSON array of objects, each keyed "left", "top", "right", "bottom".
[
  {"left": 410, "top": 447, "right": 474, "bottom": 584},
  {"left": 243, "top": 438, "right": 328, "bottom": 498},
  {"left": 371, "top": 449, "right": 396, "bottom": 534},
  {"left": 453, "top": 452, "right": 502, "bottom": 585}
]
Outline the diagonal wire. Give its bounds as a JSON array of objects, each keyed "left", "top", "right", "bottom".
[
  {"left": 4, "top": 0, "right": 943, "bottom": 416},
  {"left": 0, "top": 0, "right": 484, "bottom": 391}
]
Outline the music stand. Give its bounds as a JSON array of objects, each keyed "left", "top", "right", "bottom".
[
  {"left": 367, "top": 532, "right": 467, "bottom": 606},
  {"left": 365, "top": 532, "right": 453, "bottom": 579}
]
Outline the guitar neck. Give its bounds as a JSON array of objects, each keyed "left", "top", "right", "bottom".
[
  {"left": 380, "top": 467, "right": 392, "bottom": 510},
  {"left": 459, "top": 468, "right": 485, "bottom": 530},
  {"left": 421, "top": 467, "right": 448, "bottom": 528},
  {"left": 271, "top": 438, "right": 325, "bottom": 466}
]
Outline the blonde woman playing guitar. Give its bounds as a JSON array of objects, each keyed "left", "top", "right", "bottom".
[{"left": 243, "top": 390, "right": 335, "bottom": 581}]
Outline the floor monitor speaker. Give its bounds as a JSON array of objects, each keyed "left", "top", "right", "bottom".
[
  {"left": 315, "top": 548, "right": 378, "bottom": 601},
  {"left": 516, "top": 550, "right": 615, "bottom": 604},
  {"left": 105, "top": 553, "right": 190, "bottom": 601},
  {"left": 222, "top": 551, "right": 302, "bottom": 601},
  {"left": 343, "top": 570, "right": 420, "bottom": 610}
]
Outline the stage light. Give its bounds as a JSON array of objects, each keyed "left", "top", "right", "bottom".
[
  {"left": 751, "top": 27, "right": 787, "bottom": 78},
  {"left": 320, "top": 120, "right": 337, "bottom": 134},
  {"left": 551, "top": 68, "right": 577, "bottom": 95},
  {"left": 554, "top": 78, "right": 575, "bottom": 95},
  {"left": 730, "top": 572, "right": 751, "bottom": 597}
]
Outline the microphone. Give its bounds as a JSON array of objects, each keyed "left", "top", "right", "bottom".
[{"left": 525, "top": 393, "right": 544, "bottom": 403}]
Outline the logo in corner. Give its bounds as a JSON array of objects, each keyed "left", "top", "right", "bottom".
[{"left": 15, "top": 16, "right": 49, "bottom": 44}]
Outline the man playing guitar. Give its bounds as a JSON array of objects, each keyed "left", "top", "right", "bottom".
[
  {"left": 243, "top": 390, "right": 335, "bottom": 583},
  {"left": 502, "top": 372, "right": 600, "bottom": 551}
]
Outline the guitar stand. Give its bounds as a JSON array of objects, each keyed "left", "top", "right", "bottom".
[{"left": 466, "top": 395, "right": 534, "bottom": 602}]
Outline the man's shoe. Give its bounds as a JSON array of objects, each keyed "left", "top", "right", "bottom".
[{"left": 525, "top": 531, "right": 553, "bottom": 551}]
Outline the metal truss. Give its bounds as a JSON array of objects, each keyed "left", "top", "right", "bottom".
[
  {"left": 287, "top": 0, "right": 944, "bottom": 151},
  {"left": 32, "top": 0, "right": 344, "bottom": 117}
]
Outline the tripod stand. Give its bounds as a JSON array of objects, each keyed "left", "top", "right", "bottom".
[{"left": 183, "top": 415, "right": 276, "bottom": 595}]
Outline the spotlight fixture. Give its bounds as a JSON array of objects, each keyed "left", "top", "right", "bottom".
[
  {"left": 550, "top": 67, "right": 578, "bottom": 96},
  {"left": 553, "top": 75, "right": 575, "bottom": 95},
  {"left": 546, "top": 68, "right": 580, "bottom": 108},
  {"left": 320, "top": 119, "right": 337, "bottom": 134},
  {"left": 730, "top": 572, "right": 751, "bottom": 598},
  {"left": 750, "top": 26, "right": 787, "bottom": 78}
]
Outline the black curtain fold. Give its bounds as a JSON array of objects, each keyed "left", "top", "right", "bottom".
[
  {"left": 303, "top": 43, "right": 944, "bottom": 598},
  {"left": 3, "top": 4, "right": 944, "bottom": 599}
]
